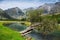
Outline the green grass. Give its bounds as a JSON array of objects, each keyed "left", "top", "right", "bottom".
[
  {"left": 50, "top": 24, "right": 60, "bottom": 37},
  {"left": 0, "top": 21, "right": 31, "bottom": 26},
  {"left": 0, "top": 23, "right": 25, "bottom": 40}
]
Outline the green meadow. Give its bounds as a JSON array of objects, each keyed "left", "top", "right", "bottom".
[{"left": 0, "top": 22, "right": 26, "bottom": 40}]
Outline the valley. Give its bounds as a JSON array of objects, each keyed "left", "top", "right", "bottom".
[{"left": 0, "top": 1, "right": 60, "bottom": 40}]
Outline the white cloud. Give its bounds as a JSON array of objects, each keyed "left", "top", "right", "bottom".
[
  {"left": 0, "top": 0, "right": 57, "bottom": 10},
  {"left": 0, "top": 1, "right": 43, "bottom": 10}
]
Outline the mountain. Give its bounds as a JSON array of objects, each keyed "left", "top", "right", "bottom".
[
  {"left": 38, "top": 3, "right": 55, "bottom": 14},
  {"left": 23, "top": 7, "right": 34, "bottom": 13},
  {"left": 5, "top": 7, "right": 25, "bottom": 19},
  {"left": 0, "top": 8, "right": 4, "bottom": 19},
  {"left": 38, "top": 2, "right": 60, "bottom": 14},
  {"left": 49, "top": 2, "right": 60, "bottom": 14},
  {"left": 0, "top": 8, "right": 8, "bottom": 20},
  {"left": 23, "top": 7, "right": 34, "bottom": 18}
]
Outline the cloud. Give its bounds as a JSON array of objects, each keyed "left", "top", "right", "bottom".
[
  {"left": 0, "top": 0, "right": 58, "bottom": 10},
  {"left": 0, "top": 0, "right": 34, "bottom": 1},
  {"left": 0, "top": 0, "right": 58, "bottom": 2},
  {"left": 0, "top": 2, "right": 43, "bottom": 10},
  {"left": 39, "top": 0, "right": 57, "bottom": 2}
]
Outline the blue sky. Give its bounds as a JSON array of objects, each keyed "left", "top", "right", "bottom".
[{"left": 0, "top": 0, "right": 59, "bottom": 10}]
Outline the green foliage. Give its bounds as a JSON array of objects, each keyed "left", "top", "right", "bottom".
[
  {"left": 52, "top": 14, "right": 60, "bottom": 23},
  {"left": 27, "top": 9, "right": 58, "bottom": 35},
  {"left": 45, "top": 13, "right": 60, "bottom": 23},
  {"left": 27, "top": 9, "right": 44, "bottom": 23},
  {"left": 35, "top": 16, "right": 58, "bottom": 35}
]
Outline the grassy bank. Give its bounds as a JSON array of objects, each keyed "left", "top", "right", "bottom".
[{"left": 0, "top": 23, "right": 25, "bottom": 40}]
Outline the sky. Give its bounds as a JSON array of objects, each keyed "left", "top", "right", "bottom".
[{"left": 0, "top": 0, "right": 59, "bottom": 10}]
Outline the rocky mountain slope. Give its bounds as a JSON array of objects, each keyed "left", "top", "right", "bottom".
[{"left": 5, "top": 7, "right": 25, "bottom": 19}]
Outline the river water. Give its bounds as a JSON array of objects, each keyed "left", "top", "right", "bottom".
[{"left": 3, "top": 23, "right": 60, "bottom": 40}]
